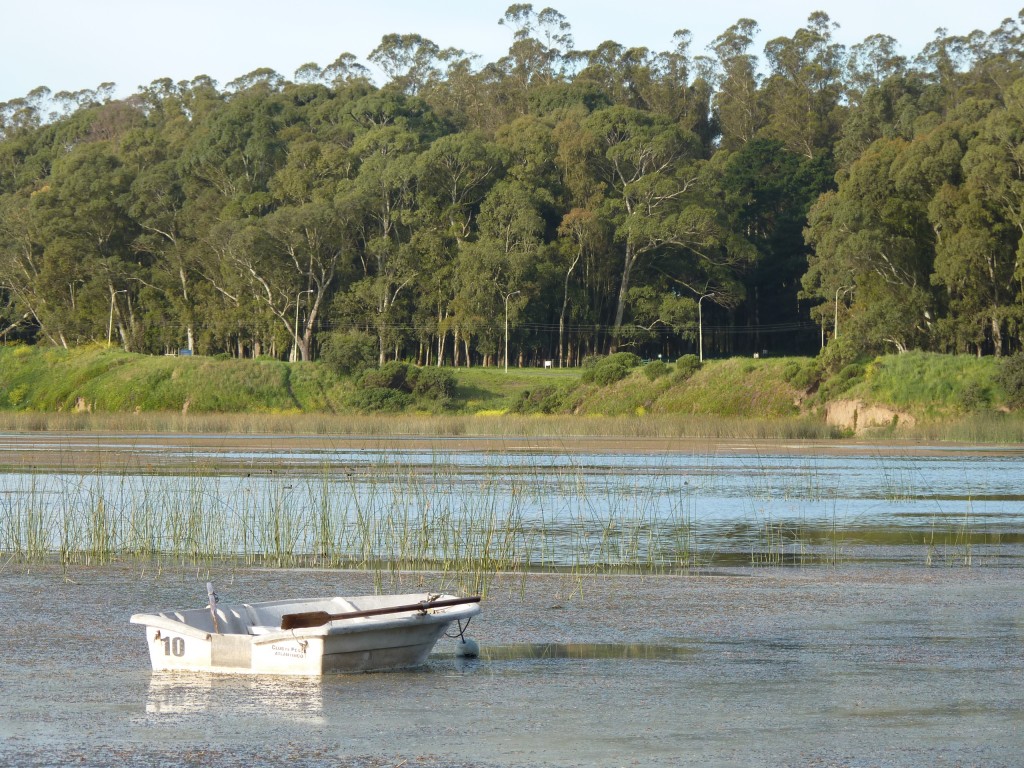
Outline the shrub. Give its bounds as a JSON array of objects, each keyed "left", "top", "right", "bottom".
[
  {"left": 6, "top": 384, "right": 28, "bottom": 407},
  {"left": 348, "top": 387, "right": 412, "bottom": 412},
  {"left": 818, "top": 336, "right": 859, "bottom": 374},
  {"left": 782, "top": 361, "right": 802, "bottom": 382},
  {"left": 672, "top": 354, "right": 702, "bottom": 383},
  {"left": 410, "top": 366, "right": 457, "bottom": 400},
  {"left": 319, "top": 330, "right": 378, "bottom": 377},
  {"left": 958, "top": 382, "right": 991, "bottom": 412},
  {"left": 837, "top": 363, "right": 865, "bottom": 382},
  {"left": 360, "top": 361, "right": 412, "bottom": 391},
  {"left": 510, "top": 385, "right": 568, "bottom": 414},
  {"left": 820, "top": 363, "right": 866, "bottom": 398},
  {"left": 356, "top": 362, "right": 457, "bottom": 410},
  {"left": 997, "top": 353, "right": 1024, "bottom": 409},
  {"left": 643, "top": 360, "right": 669, "bottom": 381},
  {"left": 788, "top": 360, "right": 823, "bottom": 391},
  {"left": 580, "top": 352, "right": 642, "bottom": 386}
]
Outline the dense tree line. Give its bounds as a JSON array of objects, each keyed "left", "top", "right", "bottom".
[{"left": 1, "top": 6, "right": 1023, "bottom": 367}]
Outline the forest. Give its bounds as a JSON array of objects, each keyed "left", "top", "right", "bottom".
[{"left": 1, "top": 6, "right": 1023, "bottom": 370}]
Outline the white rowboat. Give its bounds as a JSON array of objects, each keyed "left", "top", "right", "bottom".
[{"left": 130, "top": 591, "right": 481, "bottom": 676}]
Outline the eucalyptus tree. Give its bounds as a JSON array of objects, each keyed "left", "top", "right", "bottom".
[
  {"left": 120, "top": 85, "right": 206, "bottom": 354},
  {"left": 27, "top": 139, "right": 141, "bottom": 348},
  {"left": 0, "top": 87, "right": 57, "bottom": 196},
  {"left": 553, "top": 206, "right": 606, "bottom": 364},
  {"left": 708, "top": 19, "right": 763, "bottom": 151},
  {"left": 369, "top": 34, "right": 464, "bottom": 96},
  {"left": 930, "top": 88, "right": 1024, "bottom": 354},
  {"left": 803, "top": 126, "right": 966, "bottom": 353},
  {"left": 571, "top": 31, "right": 713, "bottom": 148},
  {"left": 575, "top": 105, "right": 735, "bottom": 347},
  {"left": 180, "top": 83, "right": 286, "bottom": 211},
  {"left": 971, "top": 13, "right": 1024, "bottom": 97},
  {"left": 191, "top": 217, "right": 267, "bottom": 355},
  {"left": 454, "top": 178, "right": 545, "bottom": 365},
  {"left": 498, "top": 4, "right": 574, "bottom": 86},
  {"left": 572, "top": 41, "right": 642, "bottom": 109},
  {"left": 0, "top": 89, "right": 61, "bottom": 341},
  {"left": 127, "top": 155, "right": 196, "bottom": 352},
  {"left": 647, "top": 31, "right": 716, "bottom": 146},
  {"left": 414, "top": 130, "right": 504, "bottom": 363},
  {"left": 912, "top": 28, "right": 990, "bottom": 115},
  {"left": 341, "top": 111, "right": 424, "bottom": 363},
  {"left": 322, "top": 53, "right": 373, "bottom": 89},
  {"left": 845, "top": 34, "right": 907, "bottom": 105},
  {"left": 712, "top": 137, "right": 830, "bottom": 353},
  {"left": 494, "top": 3, "right": 575, "bottom": 117},
  {"left": 0, "top": 192, "right": 47, "bottom": 341},
  {"left": 226, "top": 68, "right": 285, "bottom": 94},
  {"left": 0, "top": 89, "right": 47, "bottom": 141},
  {"left": 761, "top": 12, "right": 846, "bottom": 159},
  {"left": 237, "top": 201, "right": 353, "bottom": 361}
]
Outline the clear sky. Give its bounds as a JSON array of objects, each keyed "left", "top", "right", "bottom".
[{"left": 2, "top": 1, "right": 1021, "bottom": 103}]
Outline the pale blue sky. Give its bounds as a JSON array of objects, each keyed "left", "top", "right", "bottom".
[{"left": 2, "top": 1, "right": 1021, "bottom": 103}]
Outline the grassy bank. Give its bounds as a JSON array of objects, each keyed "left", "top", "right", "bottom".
[{"left": 0, "top": 344, "right": 1021, "bottom": 440}]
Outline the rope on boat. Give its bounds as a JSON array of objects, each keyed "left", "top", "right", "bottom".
[{"left": 445, "top": 617, "right": 472, "bottom": 641}]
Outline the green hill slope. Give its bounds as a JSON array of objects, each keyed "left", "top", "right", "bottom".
[{"left": 0, "top": 345, "right": 1019, "bottom": 439}]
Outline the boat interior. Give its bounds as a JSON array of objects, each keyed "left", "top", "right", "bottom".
[{"left": 145, "top": 597, "right": 360, "bottom": 636}]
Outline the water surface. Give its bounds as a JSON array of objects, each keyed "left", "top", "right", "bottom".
[
  {"left": 0, "top": 565, "right": 1020, "bottom": 767},
  {"left": 2, "top": 437, "right": 1022, "bottom": 567}
]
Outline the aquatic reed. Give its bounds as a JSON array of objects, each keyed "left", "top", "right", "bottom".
[{"left": 0, "top": 447, "right": 1008, "bottom": 582}]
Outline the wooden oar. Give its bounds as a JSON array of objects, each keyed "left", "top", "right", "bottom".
[{"left": 280, "top": 595, "right": 481, "bottom": 631}]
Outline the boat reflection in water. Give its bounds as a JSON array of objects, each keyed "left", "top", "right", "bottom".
[{"left": 145, "top": 673, "right": 326, "bottom": 722}]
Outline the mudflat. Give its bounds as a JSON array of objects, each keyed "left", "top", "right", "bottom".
[{"left": 1, "top": 431, "right": 1018, "bottom": 473}]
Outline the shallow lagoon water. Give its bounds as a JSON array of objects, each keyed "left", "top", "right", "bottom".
[
  {"left": 1, "top": 564, "right": 1021, "bottom": 767},
  {"left": 1, "top": 436, "right": 1023, "bottom": 766},
  {"left": 2, "top": 436, "right": 1023, "bottom": 567}
]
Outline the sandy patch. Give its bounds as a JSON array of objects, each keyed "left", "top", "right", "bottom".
[{"left": 825, "top": 399, "right": 917, "bottom": 433}]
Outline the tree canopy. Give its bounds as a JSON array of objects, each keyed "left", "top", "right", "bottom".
[{"left": 2, "top": 7, "right": 1024, "bottom": 365}]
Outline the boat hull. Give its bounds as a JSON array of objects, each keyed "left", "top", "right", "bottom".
[{"left": 131, "top": 593, "right": 479, "bottom": 676}]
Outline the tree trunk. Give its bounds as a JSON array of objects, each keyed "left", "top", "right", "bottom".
[
  {"left": 437, "top": 306, "right": 446, "bottom": 366},
  {"left": 992, "top": 314, "right": 1003, "bottom": 357},
  {"left": 611, "top": 238, "right": 638, "bottom": 352}
]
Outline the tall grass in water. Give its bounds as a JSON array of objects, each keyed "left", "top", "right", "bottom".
[
  {"left": 1, "top": 449, "right": 1000, "bottom": 584},
  {"left": 0, "top": 454, "right": 722, "bottom": 591},
  {"left": 923, "top": 501, "right": 994, "bottom": 567}
]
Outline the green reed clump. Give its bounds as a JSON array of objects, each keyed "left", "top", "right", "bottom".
[
  {"left": 0, "top": 458, "right": 717, "bottom": 582},
  {"left": 922, "top": 502, "right": 994, "bottom": 567},
  {"left": 2, "top": 446, "right": 1004, "bottom": 583}
]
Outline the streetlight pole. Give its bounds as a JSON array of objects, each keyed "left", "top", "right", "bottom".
[
  {"left": 294, "top": 289, "right": 313, "bottom": 362},
  {"left": 698, "top": 292, "right": 714, "bottom": 363},
  {"left": 107, "top": 289, "right": 127, "bottom": 347},
  {"left": 503, "top": 289, "right": 520, "bottom": 372}
]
